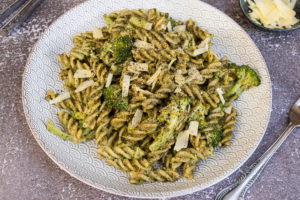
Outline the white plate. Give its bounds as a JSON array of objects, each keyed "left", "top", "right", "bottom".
[{"left": 22, "top": 0, "right": 272, "bottom": 198}]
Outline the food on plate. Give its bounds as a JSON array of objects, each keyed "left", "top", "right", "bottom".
[
  {"left": 247, "top": 0, "right": 299, "bottom": 29},
  {"left": 45, "top": 8, "right": 260, "bottom": 184}
]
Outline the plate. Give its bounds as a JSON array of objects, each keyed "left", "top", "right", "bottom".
[{"left": 22, "top": 0, "right": 272, "bottom": 198}]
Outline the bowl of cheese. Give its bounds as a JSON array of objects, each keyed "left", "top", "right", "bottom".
[{"left": 240, "top": 0, "right": 300, "bottom": 31}]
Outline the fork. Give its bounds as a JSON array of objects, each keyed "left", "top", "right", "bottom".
[{"left": 215, "top": 98, "right": 300, "bottom": 200}]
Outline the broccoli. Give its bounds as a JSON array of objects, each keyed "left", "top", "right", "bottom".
[
  {"left": 46, "top": 120, "right": 72, "bottom": 141},
  {"left": 104, "top": 84, "right": 128, "bottom": 111},
  {"left": 129, "top": 16, "right": 146, "bottom": 28},
  {"left": 112, "top": 35, "right": 133, "bottom": 64},
  {"left": 206, "top": 125, "right": 222, "bottom": 147},
  {"left": 150, "top": 96, "right": 191, "bottom": 152},
  {"left": 188, "top": 101, "right": 208, "bottom": 130},
  {"left": 103, "top": 14, "right": 113, "bottom": 27},
  {"left": 224, "top": 63, "right": 261, "bottom": 105}
]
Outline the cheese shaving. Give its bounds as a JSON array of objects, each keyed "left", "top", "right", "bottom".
[
  {"left": 167, "top": 21, "right": 173, "bottom": 32},
  {"left": 248, "top": 0, "right": 299, "bottom": 29},
  {"left": 193, "top": 37, "right": 210, "bottom": 56},
  {"left": 105, "top": 72, "right": 113, "bottom": 88},
  {"left": 174, "top": 130, "right": 189, "bottom": 151},
  {"left": 49, "top": 92, "right": 70, "bottom": 104},
  {"left": 188, "top": 121, "right": 199, "bottom": 136},
  {"left": 224, "top": 104, "right": 233, "bottom": 114},
  {"left": 144, "top": 22, "right": 153, "bottom": 30},
  {"left": 92, "top": 28, "right": 104, "bottom": 39},
  {"left": 173, "top": 25, "right": 186, "bottom": 32},
  {"left": 122, "top": 74, "right": 131, "bottom": 97},
  {"left": 75, "top": 80, "right": 94, "bottom": 93},
  {"left": 134, "top": 40, "right": 154, "bottom": 49},
  {"left": 186, "top": 67, "right": 203, "bottom": 83},
  {"left": 132, "top": 109, "right": 143, "bottom": 127},
  {"left": 128, "top": 62, "right": 149, "bottom": 74},
  {"left": 168, "top": 59, "right": 176, "bottom": 70},
  {"left": 175, "top": 70, "right": 185, "bottom": 85},
  {"left": 74, "top": 69, "right": 93, "bottom": 78},
  {"left": 147, "top": 66, "right": 162, "bottom": 85},
  {"left": 174, "top": 87, "right": 182, "bottom": 93},
  {"left": 216, "top": 88, "right": 225, "bottom": 104}
]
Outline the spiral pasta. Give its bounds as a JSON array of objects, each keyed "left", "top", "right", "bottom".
[{"left": 45, "top": 8, "right": 260, "bottom": 184}]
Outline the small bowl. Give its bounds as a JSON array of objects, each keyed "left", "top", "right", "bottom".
[{"left": 240, "top": 0, "right": 300, "bottom": 32}]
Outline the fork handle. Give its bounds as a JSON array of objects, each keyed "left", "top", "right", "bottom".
[{"left": 216, "top": 122, "right": 296, "bottom": 200}]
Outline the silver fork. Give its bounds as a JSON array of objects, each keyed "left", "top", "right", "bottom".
[{"left": 216, "top": 98, "right": 300, "bottom": 200}]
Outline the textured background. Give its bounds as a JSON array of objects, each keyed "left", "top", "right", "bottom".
[{"left": 0, "top": 0, "right": 299, "bottom": 200}]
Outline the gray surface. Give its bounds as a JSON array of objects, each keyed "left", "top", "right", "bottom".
[{"left": 0, "top": 0, "right": 299, "bottom": 199}]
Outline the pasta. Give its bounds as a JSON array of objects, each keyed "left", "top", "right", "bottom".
[{"left": 45, "top": 8, "right": 261, "bottom": 184}]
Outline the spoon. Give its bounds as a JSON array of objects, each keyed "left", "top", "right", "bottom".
[{"left": 215, "top": 97, "right": 300, "bottom": 200}]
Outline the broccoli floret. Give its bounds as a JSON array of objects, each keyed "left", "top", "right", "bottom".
[
  {"left": 104, "top": 84, "right": 128, "bottom": 111},
  {"left": 188, "top": 102, "right": 208, "bottom": 130},
  {"left": 150, "top": 96, "right": 191, "bottom": 151},
  {"left": 224, "top": 63, "right": 261, "bottom": 105},
  {"left": 46, "top": 120, "right": 72, "bottom": 141},
  {"left": 129, "top": 16, "right": 146, "bottom": 28},
  {"left": 206, "top": 125, "right": 222, "bottom": 147},
  {"left": 103, "top": 14, "right": 113, "bottom": 27},
  {"left": 112, "top": 35, "right": 133, "bottom": 64}
]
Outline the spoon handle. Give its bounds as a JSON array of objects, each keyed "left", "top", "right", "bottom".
[{"left": 215, "top": 122, "right": 296, "bottom": 200}]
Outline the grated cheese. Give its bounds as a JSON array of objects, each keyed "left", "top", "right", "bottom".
[
  {"left": 168, "top": 59, "right": 176, "bottom": 70},
  {"left": 147, "top": 66, "right": 162, "bottom": 85},
  {"left": 167, "top": 21, "right": 173, "bottom": 32},
  {"left": 175, "top": 70, "right": 185, "bottom": 85},
  {"left": 49, "top": 92, "right": 70, "bottom": 104},
  {"left": 105, "top": 72, "right": 113, "bottom": 88},
  {"left": 144, "top": 22, "right": 153, "bottom": 30},
  {"left": 75, "top": 80, "right": 95, "bottom": 93},
  {"left": 174, "top": 130, "right": 190, "bottom": 151},
  {"left": 132, "top": 109, "right": 143, "bottom": 127},
  {"left": 174, "top": 87, "right": 182, "bottom": 93},
  {"left": 173, "top": 25, "right": 186, "bottom": 32},
  {"left": 186, "top": 67, "right": 203, "bottom": 83},
  {"left": 188, "top": 121, "right": 199, "bottom": 136},
  {"left": 122, "top": 74, "right": 131, "bottom": 97},
  {"left": 248, "top": 0, "right": 299, "bottom": 29},
  {"left": 128, "top": 62, "right": 149, "bottom": 74},
  {"left": 216, "top": 88, "right": 225, "bottom": 104},
  {"left": 74, "top": 69, "right": 93, "bottom": 78},
  {"left": 193, "top": 37, "right": 211, "bottom": 56},
  {"left": 133, "top": 40, "right": 154, "bottom": 49},
  {"left": 224, "top": 104, "right": 233, "bottom": 114},
  {"left": 92, "top": 28, "right": 104, "bottom": 39}
]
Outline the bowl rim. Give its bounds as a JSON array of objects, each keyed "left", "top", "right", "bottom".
[
  {"left": 22, "top": 0, "right": 273, "bottom": 198},
  {"left": 239, "top": 0, "right": 300, "bottom": 32}
]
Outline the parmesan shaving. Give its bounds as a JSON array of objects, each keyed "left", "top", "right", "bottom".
[
  {"left": 174, "top": 130, "right": 189, "bottom": 151},
  {"left": 134, "top": 40, "right": 154, "bottom": 49},
  {"left": 92, "top": 28, "right": 104, "bottom": 39},
  {"left": 122, "top": 74, "right": 131, "bottom": 97},
  {"left": 49, "top": 92, "right": 70, "bottom": 104},
  {"left": 168, "top": 59, "right": 176, "bottom": 70},
  {"left": 73, "top": 69, "right": 93, "bottom": 78},
  {"left": 147, "top": 66, "right": 162, "bottom": 85},
  {"left": 75, "top": 80, "right": 95, "bottom": 93},
  {"left": 174, "top": 87, "right": 182, "bottom": 93},
  {"left": 132, "top": 109, "right": 143, "bottom": 127},
  {"left": 247, "top": 0, "right": 299, "bottom": 29},
  {"left": 224, "top": 104, "right": 233, "bottom": 114},
  {"left": 128, "top": 62, "right": 149, "bottom": 74},
  {"left": 216, "top": 88, "right": 225, "bottom": 104},
  {"left": 105, "top": 72, "right": 113, "bottom": 88},
  {"left": 144, "top": 22, "right": 153, "bottom": 30},
  {"left": 193, "top": 37, "right": 211, "bottom": 56},
  {"left": 167, "top": 21, "right": 173, "bottom": 32},
  {"left": 186, "top": 67, "right": 203, "bottom": 83},
  {"left": 175, "top": 70, "right": 185, "bottom": 85},
  {"left": 173, "top": 25, "right": 186, "bottom": 32},
  {"left": 188, "top": 121, "right": 199, "bottom": 136}
]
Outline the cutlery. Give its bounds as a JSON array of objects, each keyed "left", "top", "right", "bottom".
[{"left": 216, "top": 97, "right": 300, "bottom": 200}]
